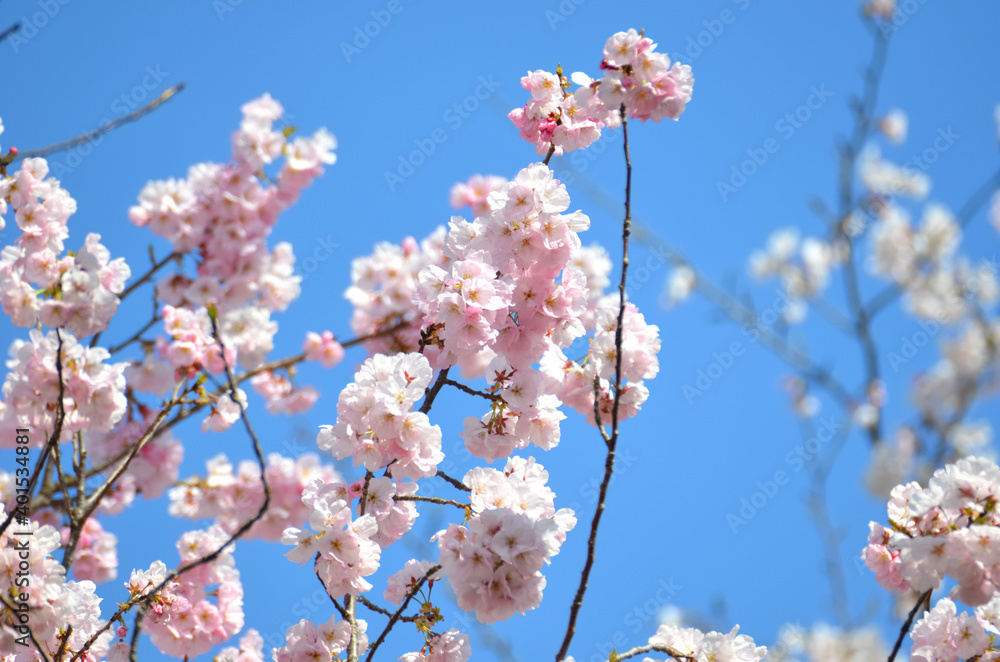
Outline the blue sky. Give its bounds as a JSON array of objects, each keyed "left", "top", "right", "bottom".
[{"left": 1, "top": 0, "right": 999, "bottom": 660}]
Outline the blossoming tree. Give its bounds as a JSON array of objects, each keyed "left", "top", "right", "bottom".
[{"left": 0, "top": 3, "right": 999, "bottom": 662}]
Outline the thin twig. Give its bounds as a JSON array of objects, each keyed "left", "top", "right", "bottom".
[
  {"left": 108, "top": 313, "right": 160, "bottom": 355},
  {"left": 435, "top": 469, "right": 471, "bottom": 493},
  {"left": 314, "top": 556, "right": 350, "bottom": 620},
  {"left": 148, "top": 323, "right": 408, "bottom": 441},
  {"left": 74, "top": 319, "right": 272, "bottom": 662},
  {"left": 0, "top": 595, "right": 54, "bottom": 662},
  {"left": 394, "top": 494, "right": 469, "bottom": 511},
  {"left": 603, "top": 643, "right": 695, "bottom": 662},
  {"left": 556, "top": 107, "right": 632, "bottom": 662},
  {"left": 356, "top": 594, "right": 419, "bottom": 623},
  {"left": 443, "top": 378, "right": 502, "bottom": 403},
  {"left": 364, "top": 565, "right": 441, "bottom": 662},
  {"left": 15, "top": 84, "right": 186, "bottom": 161}
]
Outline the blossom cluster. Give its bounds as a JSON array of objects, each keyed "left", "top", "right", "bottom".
[
  {"left": 126, "top": 527, "right": 244, "bottom": 659},
  {"left": 864, "top": 457, "right": 1000, "bottom": 660},
  {"left": 281, "top": 476, "right": 383, "bottom": 599},
  {"left": 126, "top": 94, "right": 337, "bottom": 413},
  {"left": 0, "top": 327, "right": 128, "bottom": 444},
  {"left": 399, "top": 629, "right": 471, "bottom": 662},
  {"left": 634, "top": 622, "right": 766, "bottom": 662},
  {"left": 864, "top": 456, "right": 1000, "bottom": 602},
  {"left": 510, "top": 29, "right": 694, "bottom": 156},
  {"left": 540, "top": 299, "right": 660, "bottom": 427},
  {"left": 316, "top": 352, "right": 443, "bottom": 479},
  {"left": 870, "top": 201, "right": 998, "bottom": 322},
  {"left": 909, "top": 596, "right": 999, "bottom": 662},
  {"left": 344, "top": 227, "right": 448, "bottom": 359},
  {"left": 433, "top": 457, "right": 576, "bottom": 624},
  {"left": 272, "top": 617, "right": 368, "bottom": 662},
  {"left": 0, "top": 157, "right": 130, "bottom": 337},
  {"left": 0, "top": 508, "right": 114, "bottom": 659},
  {"left": 169, "top": 452, "right": 340, "bottom": 540},
  {"left": 417, "top": 164, "right": 591, "bottom": 370},
  {"left": 129, "top": 95, "right": 333, "bottom": 316},
  {"left": 87, "top": 409, "right": 185, "bottom": 514}
]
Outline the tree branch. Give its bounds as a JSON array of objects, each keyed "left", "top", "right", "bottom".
[{"left": 15, "top": 84, "right": 186, "bottom": 161}]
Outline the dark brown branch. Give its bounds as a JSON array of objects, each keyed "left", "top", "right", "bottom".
[
  {"left": 314, "top": 555, "right": 350, "bottom": 620},
  {"left": 435, "top": 469, "right": 471, "bottom": 493},
  {"left": 556, "top": 107, "right": 632, "bottom": 662},
  {"left": 128, "top": 607, "right": 146, "bottom": 662},
  {"left": 419, "top": 367, "right": 450, "bottom": 414},
  {"left": 443, "top": 378, "right": 502, "bottom": 403},
  {"left": 348, "top": 472, "right": 374, "bottom": 662},
  {"left": 888, "top": 589, "right": 932, "bottom": 662},
  {"left": 108, "top": 313, "right": 161, "bottom": 355},
  {"left": 364, "top": 565, "right": 441, "bottom": 662}
]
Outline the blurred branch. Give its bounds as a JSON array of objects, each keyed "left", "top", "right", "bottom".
[
  {"left": 803, "top": 414, "right": 853, "bottom": 628},
  {"left": 833, "top": 20, "right": 890, "bottom": 444},
  {"left": 0, "top": 21, "right": 20, "bottom": 44}
]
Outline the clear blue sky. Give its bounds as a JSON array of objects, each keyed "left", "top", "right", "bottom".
[{"left": 2, "top": 1, "right": 999, "bottom": 660}]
